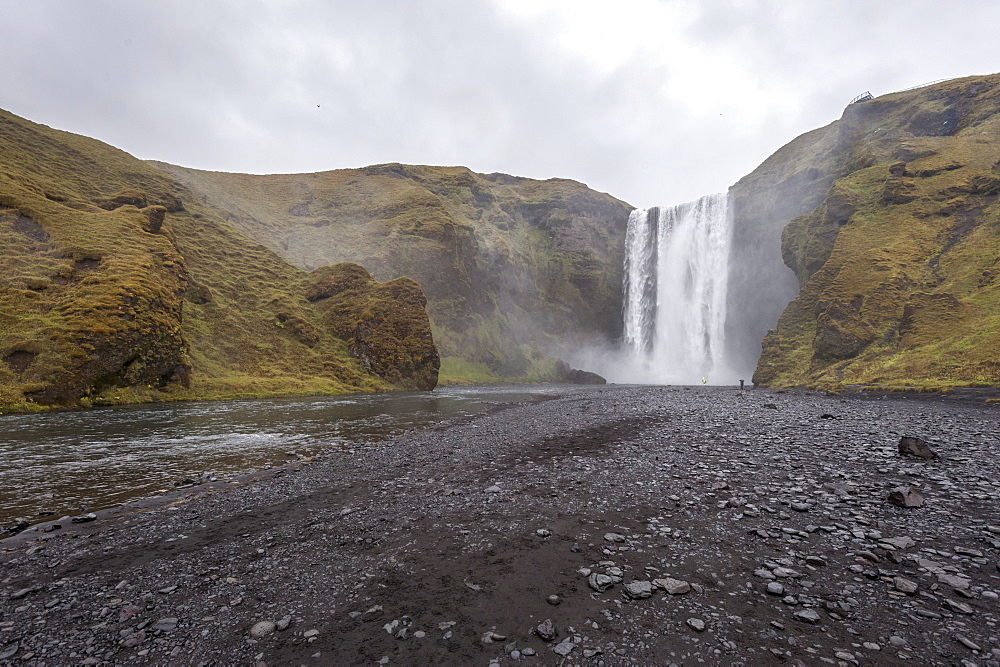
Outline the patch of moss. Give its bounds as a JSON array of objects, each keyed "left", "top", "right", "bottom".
[{"left": 752, "top": 74, "right": 1000, "bottom": 390}]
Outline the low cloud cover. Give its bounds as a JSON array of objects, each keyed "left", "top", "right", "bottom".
[{"left": 3, "top": 0, "right": 999, "bottom": 206}]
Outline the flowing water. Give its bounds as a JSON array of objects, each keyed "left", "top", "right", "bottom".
[
  {"left": 623, "top": 193, "right": 734, "bottom": 384},
  {"left": 0, "top": 385, "right": 575, "bottom": 525}
]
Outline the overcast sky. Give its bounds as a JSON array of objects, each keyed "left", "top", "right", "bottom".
[{"left": 3, "top": 0, "right": 999, "bottom": 206}]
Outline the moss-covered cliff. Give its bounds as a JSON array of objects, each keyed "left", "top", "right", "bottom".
[
  {"left": 0, "top": 109, "right": 438, "bottom": 411},
  {"left": 745, "top": 74, "right": 1000, "bottom": 390},
  {"left": 151, "top": 162, "right": 632, "bottom": 382}
]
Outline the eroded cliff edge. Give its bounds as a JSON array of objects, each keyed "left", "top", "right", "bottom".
[{"left": 737, "top": 74, "right": 1000, "bottom": 389}]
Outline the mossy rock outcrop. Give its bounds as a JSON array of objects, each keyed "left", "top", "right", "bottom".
[
  {"left": 152, "top": 161, "right": 632, "bottom": 383},
  {"left": 306, "top": 263, "right": 439, "bottom": 390},
  {"left": 746, "top": 74, "right": 1000, "bottom": 390},
  {"left": 0, "top": 108, "right": 438, "bottom": 411}
]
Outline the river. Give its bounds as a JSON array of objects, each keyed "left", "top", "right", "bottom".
[{"left": 0, "top": 385, "right": 579, "bottom": 526}]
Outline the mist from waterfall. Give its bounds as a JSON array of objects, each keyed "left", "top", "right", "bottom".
[{"left": 621, "top": 193, "right": 735, "bottom": 385}]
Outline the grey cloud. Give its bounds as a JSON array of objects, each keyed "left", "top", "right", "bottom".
[{"left": 1, "top": 0, "right": 998, "bottom": 207}]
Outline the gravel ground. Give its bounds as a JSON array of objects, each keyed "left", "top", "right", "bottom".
[{"left": 1, "top": 385, "right": 999, "bottom": 666}]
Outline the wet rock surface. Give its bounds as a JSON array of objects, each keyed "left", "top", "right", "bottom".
[{"left": 1, "top": 385, "right": 999, "bottom": 664}]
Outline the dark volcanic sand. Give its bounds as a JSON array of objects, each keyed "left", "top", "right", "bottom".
[{"left": 2, "top": 385, "right": 999, "bottom": 665}]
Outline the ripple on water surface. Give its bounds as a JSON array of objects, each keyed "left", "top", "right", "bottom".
[{"left": 0, "top": 385, "right": 574, "bottom": 524}]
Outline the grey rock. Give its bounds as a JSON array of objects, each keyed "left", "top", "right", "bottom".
[
  {"left": 588, "top": 573, "right": 614, "bottom": 592},
  {"left": 889, "top": 636, "right": 907, "bottom": 647},
  {"left": 954, "top": 546, "right": 982, "bottom": 557},
  {"left": 553, "top": 639, "right": 576, "bottom": 656},
  {"left": 603, "top": 532, "right": 626, "bottom": 543},
  {"left": 686, "top": 618, "right": 706, "bottom": 632},
  {"left": 938, "top": 573, "right": 971, "bottom": 590},
  {"left": 883, "top": 535, "right": 915, "bottom": 549},
  {"left": 955, "top": 634, "right": 981, "bottom": 651},
  {"left": 153, "top": 617, "right": 178, "bottom": 632},
  {"left": 653, "top": 577, "right": 691, "bottom": 595},
  {"left": 772, "top": 567, "right": 801, "bottom": 578},
  {"left": 546, "top": 594, "right": 560, "bottom": 605},
  {"left": 71, "top": 513, "right": 97, "bottom": 523},
  {"left": 521, "top": 648, "right": 536, "bottom": 656},
  {"left": 899, "top": 436, "right": 936, "bottom": 460},
  {"left": 945, "top": 599, "right": 974, "bottom": 614},
  {"left": 887, "top": 486, "right": 924, "bottom": 508},
  {"left": 766, "top": 582, "right": 785, "bottom": 595},
  {"left": 893, "top": 577, "right": 918, "bottom": 594},
  {"left": 250, "top": 621, "right": 276, "bottom": 638},
  {"left": 0, "top": 643, "right": 18, "bottom": 660},
  {"left": 10, "top": 588, "right": 33, "bottom": 600},
  {"left": 536, "top": 618, "right": 557, "bottom": 642},
  {"left": 793, "top": 609, "right": 821, "bottom": 624},
  {"left": 484, "top": 485, "right": 501, "bottom": 494},
  {"left": 276, "top": 616, "right": 292, "bottom": 631},
  {"left": 624, "top": 580, "right": 653, "bottom": 599}
]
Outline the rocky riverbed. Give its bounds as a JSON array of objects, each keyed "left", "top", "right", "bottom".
[{"left": 1, "top": 385, "right": 999, "bottom": 665}]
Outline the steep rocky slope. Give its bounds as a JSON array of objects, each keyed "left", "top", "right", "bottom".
[
  {"left": 735, "top": 74, "right": 1000, "bottom": 390},
  {"left": 0, "top": 110, "right": 438, "bottom": 411},
  {"left": 152, "top": 162, "right": 632, "bottom": 382}
]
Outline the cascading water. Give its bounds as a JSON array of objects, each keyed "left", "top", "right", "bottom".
[{"left": 622, "top": 193, "right": 734, "bottom": 384}]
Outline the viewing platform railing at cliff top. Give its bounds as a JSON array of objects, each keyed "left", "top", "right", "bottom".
[{"left": 850, "top": 78, "right": 952, "bottom": 105}]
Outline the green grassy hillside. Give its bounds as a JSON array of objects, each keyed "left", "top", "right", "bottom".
[
  {"left": 0, "top": 109, "right": 438, "bottom": 411},
  {"left": 151, "top": 162, "right": 632, "bottom": 383},
  {"left": 749, "top": 74, "right": 1000, "bottom": 390}
]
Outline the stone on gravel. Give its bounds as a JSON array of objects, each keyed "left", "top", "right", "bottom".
[
  {"left": 882, "top": 536, "right": 915, "bottom": 549},
  {"left": 71, "top": 513, "right": 97, "bottom": 523},
  {"left": 603, "top": 532, "right": 626, "bottom": 543},
  {"left": 153, "top": 618, "right": 178, "bottom": 632},
  {"left": 588, "top": 573, "right": 614, "bottom": 592},
  {"left": 484, "top": 485, "right": 501, "bottom": 494},
  {"left": 766, "top": 582, "right": 785, "bottom": 595},
  {"left": 686, "top": 618, "right": 706, "bottom": 632},
  {"left": 553, "top": 639, "right": 576, "bottom": 656},
  {"left": 946, "top": 599, "right": 974, "bottom": 615},
  {"left": 793, "top": 609, "right": 821, "bottom": 624},
  {"left": 275, "top": 616, "right": 291, "bottom": 631},
  {"left": 893, "top": 577, "right": 919, "bottom": 595},
  {"left": 938, "top": 573, "right": 971, "bottom": 590},
  {"left": 536, "top": 618, "right": 557, "bottom": 642},
  {"left": 654, "top": 577, "right": 691, "bottom": 595},
  {"left": 899, "top": 436, "right": 937, "bottom": 460},
  {"left": 624, "top": 581, "right": 653, "bottom": 599},
  {"left": 250, "top": 621, "right": 276, "bottom": 638},
  {"left": 888, "top": 486, "right": 924, "bottom": 508}
]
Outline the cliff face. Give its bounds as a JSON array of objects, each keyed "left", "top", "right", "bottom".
[
  {"left": 745, "top": 74, "right": 1000, "bottom": 389},
  {"left": 0, "top": 109, "right": 438, "bottom": 411},
  {"left": 152, "top": 162, "right": 632, "bottom": 382}
]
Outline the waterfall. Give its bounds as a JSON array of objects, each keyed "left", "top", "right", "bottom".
[{"left": 622, "top": 193, "right": 733, "bottom": 384}]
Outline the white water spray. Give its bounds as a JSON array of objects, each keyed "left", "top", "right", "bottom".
[{"left": 622, "top": 193, "right": 734, "bottom": 384}]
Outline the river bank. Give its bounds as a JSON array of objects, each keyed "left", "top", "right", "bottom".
[{"left": 1, "top": 385, "right": 999, "bottom": 664}]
